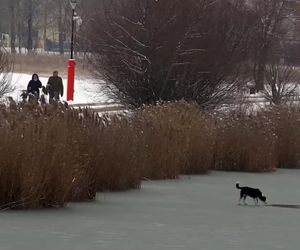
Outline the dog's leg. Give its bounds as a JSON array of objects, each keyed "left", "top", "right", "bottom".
[
  {"left": 238, "top": 192, "right": 243, "bottom": 205},
  {"left": 243, "top": 195, "right": 248, "bottom": 205}
]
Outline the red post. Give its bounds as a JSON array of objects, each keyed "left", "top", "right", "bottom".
[{"left": 67, "top": 59, "right": 76, "bottom": 101}]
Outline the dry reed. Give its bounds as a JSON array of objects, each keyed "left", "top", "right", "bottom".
[
  {"left": 2, "top": 100, "right": 300, "bottom": 209},
  {"left": 132, "top": 102, "right": 214, "bottom": 178},
  {"left": 270, "top": 105, "right": 300, "bottom": 169},
  {"left": 0, "top": 104, "right": 93, "bottom": 208},
  {"left": 94, "top": 113, "right": 142, "bottom": 191},
  {"left": 213, "top": 109, "right": 277, "bottom": 172}
]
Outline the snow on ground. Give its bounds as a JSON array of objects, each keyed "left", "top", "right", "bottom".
[
  {"left": 1, "top": 169, "right": 300, "bottom": 250},
  {"left": 5, "top": 73, "right": 112, "bottom": 104}
]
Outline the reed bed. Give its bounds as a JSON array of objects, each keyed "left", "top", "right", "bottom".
[
  {"left": 269, "top": 106, "right": 300, "bottom": 169},
  {"left": 132, "top": 103, "right": 187, "bottom": 179},
  {"left": 213, "top": 110, "right": 277, "bottom": 172},
  {"left": 0, "top": 103, "right": 143, "bottom": 209},
  {"left": 94, "top": 114, "right": 141, "bottom": 191},
  {"left": 1, "top": 100, "right": 300, "bottom": 209},
  {"left": 132, "top": 102, "right": 215, "bottom": 179},
  {"left": 0, "top": 104, "right": 93, "bottom": 208}
]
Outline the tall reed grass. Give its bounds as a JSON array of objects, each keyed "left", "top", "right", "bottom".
[
  {"left": 0, "top": 104, "right": 141, "bottom": 208},
  {"left": 0, "top": 104, "right": 93, "bottom": 208},
  {"left": 213, "top": 110, "right": 277, "bottom": 172},
  {"left": 132, "top": 102, "right": 215, "bottom": 179},
  {"left": 1, "top": 100, "right": 300, "bottom": 209},
  {"left": 94, "top": 114, "right": 141, "bottom": 191},
  {"left": 270, "top": 106, "right": 300, "bottom": 169}
]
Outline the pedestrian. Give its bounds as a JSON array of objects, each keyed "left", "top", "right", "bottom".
[
  {"left": 46, "top": 70, "right": 64, "bottom": 103},
  {"left": 27, "top": 73, "right": 42, "bottom": 101}
]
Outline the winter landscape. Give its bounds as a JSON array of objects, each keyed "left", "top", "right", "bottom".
[
  {"left": 8, "top": 73, "right": 109, "bottom": 104},
  {"left": 0, "top": 170, "right": 300, "bottom": 250},
  {"left": 1, "top": 0, "right": 300, "bottom": 250}
]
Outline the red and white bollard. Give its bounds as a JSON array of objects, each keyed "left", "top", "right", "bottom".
[{"left": 67, "top": 59, "right": 76, "bottom": 101}]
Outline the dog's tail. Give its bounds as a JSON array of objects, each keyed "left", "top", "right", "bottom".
[{"left": 236, "top": 183, "right": 242, "bottom": 189}]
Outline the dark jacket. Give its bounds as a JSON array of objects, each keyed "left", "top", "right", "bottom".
[
  {"left": 47, "top": 76, "right": 64, "bottom": 97},
  {"left": 27, "top": 74, "right": 42, "bottom": 97}
]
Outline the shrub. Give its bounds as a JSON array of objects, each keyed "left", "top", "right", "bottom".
[
  {"left": 0, "top": 48, "right": 13, "bottom": 98},
  {"left": 85, "top": 0, "right": 253, "bottom": 108}
]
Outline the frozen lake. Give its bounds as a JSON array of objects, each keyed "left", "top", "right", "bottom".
[{"left": 1, "top": 169, "right": 300, "bottom": 250}]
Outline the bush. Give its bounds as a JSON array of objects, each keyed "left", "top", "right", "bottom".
[
  {"left": 85, "top": 0, "right": 252, "bottom": 108},
  {"left": 0, "top": 48, "right": 13, "bottom": 98},
  {"left": 262, "top": 64, "right": 300, "bottom": 105}
]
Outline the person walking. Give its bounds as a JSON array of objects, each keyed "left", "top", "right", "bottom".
[
  {"left": 27, "top": 73, "right": 42, "bottom": 101},
  {"left": 46, "top": 71, "right": 64, "bottom": 103}
]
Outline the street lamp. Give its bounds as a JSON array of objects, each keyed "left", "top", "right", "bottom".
[
  {"left": 70, "top": 0, "right": 78, "bottom": 59},
  {"left": 67, "top": 0, "right": 78, "bottom": 101}
]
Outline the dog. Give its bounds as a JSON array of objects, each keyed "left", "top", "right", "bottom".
[{"left": 236, "top": 183, "right": 267, "bottom": 205}]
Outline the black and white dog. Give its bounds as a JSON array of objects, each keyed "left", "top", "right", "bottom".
[{"left": 236, "top": 183, "right": 267, "bottom": 205}]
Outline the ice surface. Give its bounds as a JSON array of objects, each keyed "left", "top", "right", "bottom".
[{"left": 1, "top": 169, "right": 300, "bottom": 250}]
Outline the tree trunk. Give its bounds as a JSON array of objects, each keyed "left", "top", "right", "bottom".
[
  {"left": 9, "top": 0, "right": 16, "bottom": 53},
  {"left": 255, "top": 62, "right": 266, "bottom": 91},
  {"left": 58, "top": 1, "right": 64, "bottom": 55},
  {"left": 27, "top": 0, "right": 33, "bottom": 53},
  {"left": 255, "top": 48, "right": 268, "bottom": 91},
  {"left": 43, "top": 0, "right": 49, "bottom": 50},
  {"left": 16, "top": 0, "right": 22, "bottom": 54}
]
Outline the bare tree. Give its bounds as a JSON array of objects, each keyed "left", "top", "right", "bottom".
[
  {"left": 55, "top": 0, "right": 72, "bottom": 54},
  {"left": 0, "top": 0, "right": 78, "bottom": 54},
  {"left": 9, "top": 0, "right": 17, "bottom": 53},
  {"left": 85, "top": 0, "right": 254, "bottom": 108},
  {"left": 26, "top": 0, "right": 33, "bottom": 52},
  {"left": 41, "top": 0, "right": 68, "bottom": 53},
  {"left": 250, "top": 0, "right": 290, "bottom": 91},
  {"left": 263, "top": 62, "right": 300, "bottom": 105},
  {"left": 58, "top": 0, "right": 64, "bottom": 54},
  {"left": 16, "top": 1, "right": 24, "bottom": 54},
  {"left": 0, "top": 49, "right": 13, "bottom": 98},
  {"left": 43, "top": 0, "right": 48, "bottom": 46}
]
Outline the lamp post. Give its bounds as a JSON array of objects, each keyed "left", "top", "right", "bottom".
[
  {"left": 67, "top": 0, "right": 78, "bottom": 101},
  {"left": 70, "top": 0, "right": 77, "bottom": 59}
]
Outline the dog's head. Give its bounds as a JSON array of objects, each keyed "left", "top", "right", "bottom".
[{"left": 260, "top": 195, "right": 267, "bottom": 203}]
